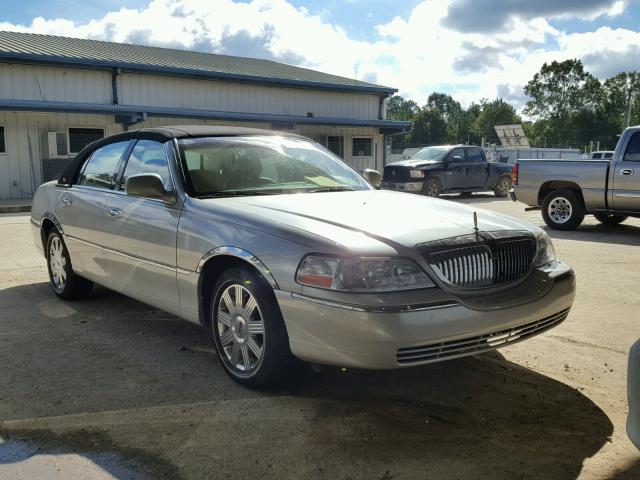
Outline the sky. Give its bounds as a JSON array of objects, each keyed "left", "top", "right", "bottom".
[{"left": 2, "top": 0, "right": 640, "bottom": 109}]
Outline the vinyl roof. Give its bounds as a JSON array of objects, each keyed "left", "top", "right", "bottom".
[{"left": 0, "top": 31, "right": 396, "bottom": 94}]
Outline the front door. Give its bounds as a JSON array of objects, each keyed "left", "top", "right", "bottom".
[
  {"left": 611, "top": 131, "right": 640, "bottom": 211},
  {"left": 55, "top": 140, "right": 131, "bottom": 283},
  {"left": 101, "top": 139, "right": 182, "bottom": 312},
  {"left": 465, "top": 147, "right": 489, "bottom": 189},
  {"left": 444, "top": 147, "right": 468, "bottom": 190}
]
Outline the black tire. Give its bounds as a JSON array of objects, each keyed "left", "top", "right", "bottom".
[
  {"left": 422, "top": 178, "right": 441, "bottom": 197},
  {"left": 45, "top": 230, "right": 94, "bottom": 300},
  {"left": 593, "top": 212, "right": 628, "bottom": 225},
  {"left": 493, "top": 175, "right": 512, "bottom": 198},
  {"left": 541, "top": 190, "right": 586, "bottom": 230},
  {"left": 210, "top": 266, "right": 295, "bottom": 388}
]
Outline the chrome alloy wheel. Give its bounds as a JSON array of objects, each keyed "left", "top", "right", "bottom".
[
  {"left": 217, "top": 284, "right": 265, "bottom": 374},
  {"left": 49, "top": 236, "right": 67, "bottom": 291},
  {"left": 498, "top": 178, "right": 510, "bottom": 194},
  {"left": 425, "top": 182, "right": 439, "bottom": 197},
  {"left": 548, "top": 196, "right": 573, "bottom": 224}
]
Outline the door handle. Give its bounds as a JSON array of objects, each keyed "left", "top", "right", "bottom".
[
  {"left": 620, "top": 168, "right": 634, "bottom": 176},
  {"left": 107, "top": 207, "right": 123, "bottom": 218},
  {"left": 61, "top": 197, "right": 72, "bottom": 206}
]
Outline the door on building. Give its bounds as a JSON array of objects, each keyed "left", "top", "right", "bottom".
[
  {"left": 101, "top": 139, "right": 181, "bottom": 310},
  {"left": 326, "top": 136, "right": 344, "bottom": 158},
  {"left": 55, "top": 140, "right": 131, "bottom": 283},
  {"left": 611, "top": 131, "right": 640, "bottom": 211}
]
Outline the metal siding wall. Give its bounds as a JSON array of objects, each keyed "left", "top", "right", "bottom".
[
  {"left": 118, "top": 73, "right": 380, "bottom": 119},
  {"left": 0, "top": 64, "right": 112, "bottom": 104},
  {"left": 0, "top": 111, "right": 120, "bottom": 200}
]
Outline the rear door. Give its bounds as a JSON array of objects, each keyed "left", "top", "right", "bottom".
[
  {"left": 55, "top": 141, "right": 131, "bottom": 283},
  {"left": 611, "top": 131, "right": 640, "bottom": 211},
  {"left": 101, "top": 139, "right": 182, "bottom": 312},
  {"left": 465, "top": 147, "right": 489, "bottom": 188}
]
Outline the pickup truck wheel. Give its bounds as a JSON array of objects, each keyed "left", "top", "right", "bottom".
[
  {"left": 493, "top": 175, "right": 512, "bottom": 198},
  {"left": 422, "top": 179, "right": 440, "bottom": 197},
  {"left": 541, "top": 190, "right": 585, "bottom": 230},
  {"left": 593, "top": 212, "right": 628, "bottom": 225},
  {"left": 210, "top": 266, "right": 295, "bottom": 388},
  {"left": 46, "top": 230, "right": 94, "bottom": 300}
]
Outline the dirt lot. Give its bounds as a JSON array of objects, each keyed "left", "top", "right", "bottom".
[{"left": 1, "top": 195, "right": 639, "bottom": 479}]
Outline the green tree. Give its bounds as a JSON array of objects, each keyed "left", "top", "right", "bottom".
[
  {"left": 473, "top": 98, "right": 521, "bottom": 145},
  {"left": 409, "top": 108, "right": 447, "bottom": 145},
  {"left": 386, "top": 95, "right": 419, "bottom": 121}
]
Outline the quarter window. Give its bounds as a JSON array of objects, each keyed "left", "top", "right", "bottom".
[
  {"left": 121, "top": 140, "right": 172, "bottom": 190},
  {"left": 69, "top": 127, "right": 105, "bottom": 154},
  {"left": 0, "top": 125, "right": 6, "bottom": 153},
  {"left": 352, "top": 137, "right": 372, "bottom": 157},
  {"left": 624, "top": 133, "right": 640, "bottom": 162},
  {"left": 78, "top": 141, "right": 130, "bottom": 189}
]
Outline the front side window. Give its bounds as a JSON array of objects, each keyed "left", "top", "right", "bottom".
[
  {"left": 467, "top": 148, "right": 484, "bottom": 162},
  {"left": 179, "top": 135, "right": 371, "bottom": 197},
  {"left": 121, "top": 140, "right": 172, "bottom": 190},
  {"left": 449, "top": 148, "right": 465, "bottom": 161},
  {"left": 624, "top": 133, "right": 640, "bottom": 162},
  {"left": 352, "top": 137, "right": 372, "bottom": 157},
  {"left": 0, "top": 125, "right": 6, "bottom": 154},
  {"left": 411, "top": 147, "right": 448, "bottom": 161},
  {"left": 592, "top": 153, "right": 602, "bottom": 159},
  {"left": 69, "top": 128, "right": 105, "bottom": 154},
  {"left": 78, "top": 141, "right": 130, "bottom": 189},
  {"left": 604, "top": 152, "right": 613, "bottom": 159}
]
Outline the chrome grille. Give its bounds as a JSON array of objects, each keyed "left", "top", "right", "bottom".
[
  {"left": 396, "top": 308, "right": 570, "bottom": 365},
  {"left": 419, "top": 231, "right": 536, "bottom": 289}
]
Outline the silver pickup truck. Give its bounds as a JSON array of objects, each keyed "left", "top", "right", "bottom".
[{"left": 511, "top": 126, "right": 640, "bottom": 230}]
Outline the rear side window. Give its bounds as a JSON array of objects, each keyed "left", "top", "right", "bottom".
[
  {"left": 121, "top": 140, "right": 172, "bottom": 190},
  {"left": 624, "top": 133, "right": 640, "bottom": 162},
  {"left": 467, "top": 148, "right": 484, "bottom": 162},
  {"left": 78, "top": 141, "right": 130, "bottom": 189}
]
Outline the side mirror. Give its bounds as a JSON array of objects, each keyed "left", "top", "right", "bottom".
[
  {"left": 125, "top": 173, "right": 176, "bottom": 203},
  {"left": 363, "top": 168, "right": 382, "bottom": 189}
]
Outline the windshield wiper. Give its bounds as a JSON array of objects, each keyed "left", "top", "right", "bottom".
[
  {"left": 198, "top": 191, "right": 282, "bottom": 198},
  {"left": 307, "top": 187, "right": 355, "bottom": 193}
]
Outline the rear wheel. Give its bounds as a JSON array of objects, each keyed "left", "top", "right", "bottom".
[
  {"left": 541, "top": 190, "right": 585, "bottom": 230},
  {"left": 46, "top": 230, "right": 94, "bottom": 300},
  {"left": 422, "top": 179, "right": 440, "bottom": 198},
  {"left": 493, "top": 175, "right": 512, "bottom": 198},
  {"left": 210, "top": 266, "right": 295, "bottom": 388},
  {"left": 593, "top": 212, "right": 628, "bottom": 225}
]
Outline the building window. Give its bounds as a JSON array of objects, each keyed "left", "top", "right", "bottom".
[
  {"left": 352, "top": 137, "right": 372, "bottom": 157},
  {"left": 0, "top": 125, "right": 6, "bottom": 154},
  {"left": 68, "top": 127, "right": 105, "bottom": 154},
  {"left": 327, "top": 136, "right": 344, "bottom": 158}
]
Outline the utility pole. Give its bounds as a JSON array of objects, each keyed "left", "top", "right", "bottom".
[{"left": 626, "top": 90, "right": 635, "bottom": 128}]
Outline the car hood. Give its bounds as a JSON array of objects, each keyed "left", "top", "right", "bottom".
[
  {"left": 205, "top": 190, "right": 540, "bottom": 253},
  {"left": 386, "top": 159, "right": 443, "bottom": 168}
]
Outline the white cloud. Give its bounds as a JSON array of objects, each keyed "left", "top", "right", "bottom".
[{"left": 0, "top": 0, "right": 638, "bottom": 110}]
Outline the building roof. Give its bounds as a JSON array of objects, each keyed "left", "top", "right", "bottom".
[{"left": 0, "top": 31, "right": 395, "bottom": 94}]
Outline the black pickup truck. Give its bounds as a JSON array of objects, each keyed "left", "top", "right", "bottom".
[{"left": 381, "top": 145, "right": 513, "bottom": 197}]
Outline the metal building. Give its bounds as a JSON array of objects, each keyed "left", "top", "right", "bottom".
[{"left": 0, "top": 31, "right": 410, "bottom": 200}]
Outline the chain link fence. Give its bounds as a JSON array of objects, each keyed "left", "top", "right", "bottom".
[{"left": 41, "top": 158, "right": 75, "bottom": 183}]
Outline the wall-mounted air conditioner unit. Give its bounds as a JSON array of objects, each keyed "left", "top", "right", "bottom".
[{"left": 45, "top": 132, "right": 69, "bottom": 158}]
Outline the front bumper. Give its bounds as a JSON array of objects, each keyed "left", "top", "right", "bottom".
[
  {"left": 381, "top": 181, "right": 424, "bottom": 192},
  {"left": 276, "top": 262, "right": 575, "bottom": 369}
]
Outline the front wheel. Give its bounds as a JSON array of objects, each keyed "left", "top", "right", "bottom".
[
  {"left": 210, "top": 266, "right": 295, "bottom": 388},
  {"left": 422, "top": 179, "right": 440, "bottom": 197},
  {"left": 493, "top": 175, "right": 512, "bottom": 198},
  {"left": 46, "top": 230, "right": 94, "bottom": 300},
  {"left": 541, "top": 190, "right": 585, "bottom": 230},
  {"left": 593, "top": 212, "right": 628, "bottom": 225}
]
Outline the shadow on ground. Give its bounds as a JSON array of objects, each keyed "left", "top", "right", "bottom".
[{"left": 0, "top": 282, "right": 614, "bottom": 479}]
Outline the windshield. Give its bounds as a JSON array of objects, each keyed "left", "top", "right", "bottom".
[
  {"left": 411, "top": 147, "right": 449, "bottom": 161},
  {"left": 179, "top": 136, "right": 371, "bottom": 197}
]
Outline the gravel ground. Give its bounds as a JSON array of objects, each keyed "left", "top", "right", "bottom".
[{"left": 0, "top": 195, "right": 639, "bottom": 479}]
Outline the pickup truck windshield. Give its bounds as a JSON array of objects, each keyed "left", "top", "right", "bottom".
[
  {"left": 411, "top": 147, "right": 449, "bottom": 161},
  {"left": 179, "top": 136, "right": 371, "bottom": 196}
]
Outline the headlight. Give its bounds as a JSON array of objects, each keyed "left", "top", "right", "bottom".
[
  {"left": 533, "top": 232, "right": 556, "bottom": 267},
  {"left": 296, "top": 255, "right": 435, "bottom": 292},
  {"left": 410, "top": 169, "right": 425, "bottom": 178}
]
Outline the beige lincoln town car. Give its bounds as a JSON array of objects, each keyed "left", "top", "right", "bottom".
[{"left": 30, "top": 126, "right": 575, "bottom": 388}]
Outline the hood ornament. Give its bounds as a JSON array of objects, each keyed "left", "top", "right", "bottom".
[{"left": 473, "top": 211, "right": 479, "bottom": 236}]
